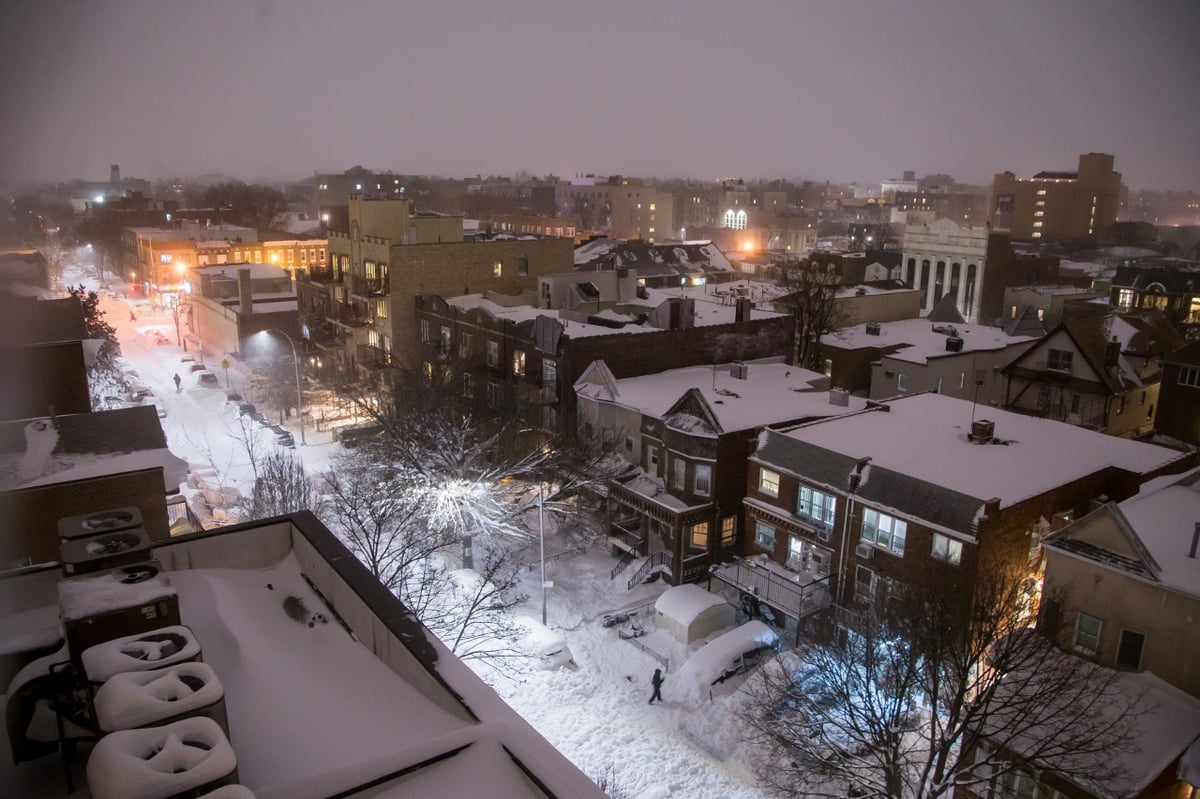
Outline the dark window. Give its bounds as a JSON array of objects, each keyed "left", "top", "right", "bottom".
[{"left": 1116, "top": 630, "right": 1145, "bottom": 670}]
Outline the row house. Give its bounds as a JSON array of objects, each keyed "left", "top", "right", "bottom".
[
  {"left": 959, "top": 467, "right": 1200, "bottom": 799},
  {"left": 572, "top": 239, "right": 739, "bottom": 289},
  {"left": 1003, "top": 309, "right": 1185, "bottom": 438},
  {"left": 295, "top": 193, "right": 571, "bottom": 385},
  {"left": 743, "top": 393, "right": 1190, "bottom": 616},
  {"left": 1110, "top": 259, "right": 1200, "bottom": 339},
  {"left": 574, "top": 358, "right": 867, "bottom": 614},
  {"left": 195, "top": 239, "right": 328, "bottom": 278},
  {"left": 489, "top": 214, "right": 578, "bottom": 240},
  {"left": 414, "top": 280, "right": 794, "bottom": 435},
  {"left": 822, "top": 317, "right": 1039, "bottom": 405}
]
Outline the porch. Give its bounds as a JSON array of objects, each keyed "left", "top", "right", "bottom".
[{"left": 708, "top": 556, "right": 832, "bottom": 621}]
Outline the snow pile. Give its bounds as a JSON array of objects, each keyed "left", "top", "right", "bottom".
[
  {"left": 81, "top": 625, "right": 202, "bottom": 684},
  {"left": 667, "top": 622, "right": 779, "bottom": 706}
]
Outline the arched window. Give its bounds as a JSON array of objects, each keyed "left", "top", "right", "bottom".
[
  {"left": 906, "top": 258, "right": 916, "bottom": 287},
  {"left": 964, "top": 264, "right": 977, "bottom": 317}
]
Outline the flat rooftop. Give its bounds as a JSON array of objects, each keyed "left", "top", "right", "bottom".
[
  {"left": 0, "top": 514, "right": 603, "bottom": 798},
  {"left": 827, "top": 318, "right": 1037, "bottom": 364}
]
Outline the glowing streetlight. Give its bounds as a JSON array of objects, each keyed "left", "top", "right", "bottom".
[{"left": 255, "top": 329, "right": 306, "bottom": 445}]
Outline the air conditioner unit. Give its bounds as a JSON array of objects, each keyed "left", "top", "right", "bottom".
[
  {"left": 81, "top": 625, "right": 201, "bottom": 686},
  {"left": 85, "top": 717, "right": 239, "bottom": 799},
  {"left": 59, "top": 561, "right": 181, "bottom": 672},
  {"left": 94, "top": 662, "right": 229, "bottom": 738},
  {"left": 855, "top": 541, "right": 875, "bottom": 560},
  {"left": 60, "top": 527, "right": 153, "bottom": 576},
  {"left": 865, "top": 322, "right": 881, "bottom": 336},
  {"left": 945, "top": 336, "right": 964, "bottom": 352},
  {"left": 58, "top": 507, "right": 144, "bottom": 542}
]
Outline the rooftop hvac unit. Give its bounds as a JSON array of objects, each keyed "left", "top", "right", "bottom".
[
  {"left": 94, "top": 663, "right": 228, "bottom": 738},
  {"left": 85, "top": 717, "right": 239, "bottom": 799},
  {"left": 58, "top": 507, "right": 144, "bottom": 542},
  {"left": 945, "top": 336, "right": 964, "bottom": 352},
  {"left": 865, "top": 322, "right": 881, "bottom": 336},
  {"left": 829, "top": 387, "right": 851, "bottom": 407},
  {"left": 59, "top": 561, "right": 180, "bottom": 671},
  {"left": 60, "top": 527, "right": 153, "bottom": 576},
  {"left": 81, "top": 625, "right": 201, "bottom": 685},
  {"left": 729, "top": 362, "right": 748, "bottom": 379},
  {"left": 969, "top": 419, "right": 996, "bottom": 444},
  {"left": 855, "top": 541, "right": 875, "bottom": 559}
]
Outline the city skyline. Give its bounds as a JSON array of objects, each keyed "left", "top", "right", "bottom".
[{"left": 2, "top": 0, "right": 1199, "bottom": 191}]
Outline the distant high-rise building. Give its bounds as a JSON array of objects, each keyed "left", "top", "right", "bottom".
[
  {"left": 109, "top": 163, "right": 121, "bottom": 184},
  {"left": 990, "top": 153, "right": 1121, "bottom": 243}
]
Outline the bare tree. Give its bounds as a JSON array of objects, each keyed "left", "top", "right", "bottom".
[
  {"left": 740, "top": 566, "right": 1145, "bottom": 798},
  {"left": 42, "top": 235, "right": 67, "bottom": 292},
  {"left": 775, "top": 260, "right": 848, "bottom": 371},
  {"left": 238, "top": 450, "right": 322, "bottom": 521}
]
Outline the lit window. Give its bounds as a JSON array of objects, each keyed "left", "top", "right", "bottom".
[
  {"left": 1116, "top": 288, "right": 1135, "bottom": 308},
  {"left": 1074, "top": 612, "right": 1102, "bottom": 655},
  {"left": 721, "top": 516, "right": 736, "bottom": 546},
  {"left": 797, "top": 486, "right": 836, "bottom": 538},
  {"left": 1033, "top": 221, "right": 1043, "bottom": 228},
  {"left": 646, "top": 445, "right": 658, "bottom": 467},
  {"left": 1033, "top": 210, "right": 1044, "bottom": 217},
  {"left": 690, "top": 522, "right": 709, "bottom": 550},
  {"left": 755, "top": 521, "right": 775, "bottom": 550},
  {"left": 931, "top": 533, "right": 963, "bottom": 564},
  {"left": 512, "top": 349, "right": 526, "bottom": 376},
  {"left": 758, "top": 468, "right": 780, "bottom": 497},
  {"left": 1032, "top": 232, "right": 1042, "bottom": 238},
  {"left": 959, "top": 371, "right": 966, "bottom": 390},
  {"left": 1036, "top": 189, "right": 1047, "bottom": 196},
  {"left": 694, "top": 464, "right": 712, "bottom": 496},
  {"left": 861, "top": 508, "right": 906, "bottom": 556},
  {"left": 493, "top": 261, "right": 503, "bottom": 278}
]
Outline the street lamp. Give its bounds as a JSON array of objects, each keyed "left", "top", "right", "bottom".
[{"left": 255, "top": 329, "right": 306, "bottom": 446}]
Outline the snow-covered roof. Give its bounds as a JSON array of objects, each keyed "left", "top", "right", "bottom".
[
  {"left": 1046, "top": 467, "right": 1200, "bottom": 598},
  {"left": 447, "top": 284, "right": 784, "bottom": 339},
  {"left": 577, "top": 357, "right": 867, "bottom": 434},
  {"left": 655, "top": 584, "right": 728, "bottom": 626},
  {"left": 827, "top": 318, "right": 1038, "bottom": 364},
  {"left": 193, "top": 263, "right": 291, "bottom": 281},
  {"left": 767, "top": 393, "right": 1187, "bottom": 513}
]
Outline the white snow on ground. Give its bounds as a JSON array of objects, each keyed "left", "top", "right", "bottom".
[{"left": 60, "top": 252, "right": 772, "bottom": 797}]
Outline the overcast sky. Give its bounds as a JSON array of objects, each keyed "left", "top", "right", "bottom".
[{"left": 2, "top": 0, "right": 1197, "bottom": 191}]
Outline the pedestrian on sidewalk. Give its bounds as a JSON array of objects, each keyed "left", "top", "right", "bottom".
[
  {"left": 648, "top": 668, "right": 664, "bottom": 704},
  {"left": 173, "top": 373, "right": 182, "bottom": 392},
  {"left": 129, "top": 310, "right": 136, "bottom": 322}
]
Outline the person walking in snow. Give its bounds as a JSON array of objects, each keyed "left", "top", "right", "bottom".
[
  {"left": 129, "top": 310, "right": 136, "bottom": 322},
  {"left": 648, "top": 668, "right": 664, "bottom": 704},
  {"left": 173, "top": 373, "right": 182, "bottom": 392}
]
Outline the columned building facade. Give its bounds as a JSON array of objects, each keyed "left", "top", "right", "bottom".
[{"left": 901, "top": 218, "right": 989, "bottom": 323}]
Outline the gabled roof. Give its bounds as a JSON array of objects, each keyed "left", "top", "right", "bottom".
[
  {"left": 1003, "top": 306, "right": 1047, "bottom": 338},
  {"left": 926, "top": 293, "right": 966, "bottom": 324},
  {"left": 1046, "top": 467, "right": 1200, "bottom": 598}
]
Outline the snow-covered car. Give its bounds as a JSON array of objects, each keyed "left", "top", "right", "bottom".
[
  {"left": 139, "top": 396, "right": 167, "bottom": 418},
  {"left": 195, "top": 370, "right": 220, "bottom": 388},
  {"left": 270, "top": 426, "right": 295, "bottom": 448},
  {"left": 516, "top": 616, "right": 576, "bottom": 670},
  {"left": 180, "top": 354, "right": 195, "bottom": 364},
  {"left": 126, "top": 383, "right": 153, "bottom": 402},
  {"left": 677, "top": 621, "right": 780, "bottom": 688}
]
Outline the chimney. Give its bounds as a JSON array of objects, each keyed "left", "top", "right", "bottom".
[
  {"left": 238, "top": 268, "right": 253, "bottom": 315},
  {"left": 1104, "top": 335, "right": 1120, "bottom": 372},
  {"left": 969, "top": 419, "right": 995, "bottom": 443},
  {"left": 735, "top": 296, "right": 753, "bottom": 323},
  {"left": 1190, "top": 523, "right": 1200, "bottom": 559}
]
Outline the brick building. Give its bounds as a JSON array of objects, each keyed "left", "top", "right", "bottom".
[{"left": 990, "top": 153, "right": 1122, "bottom": 243}]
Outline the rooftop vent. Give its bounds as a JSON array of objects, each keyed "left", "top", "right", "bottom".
[
  {"left": 932, "top": 324, "right": 958, "bottom": 337},
  {"left": 729, "top": 362, "right": 748, "bottom": 380},
  {"left": 969, "top": 419, "right": 995, "bottom": 444},
  {"left": 865, "top": 322, "right": 881, "bottom": 336},
  {"left": 829, "top": 387, "right": 850, "bottom": 406},
  {"left": 946, "top": 336, "right": 964, "bottom": 352}
]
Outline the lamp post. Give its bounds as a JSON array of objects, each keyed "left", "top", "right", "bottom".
[{"left": 257, "top": 328, "right": 306, "bottom": 446}]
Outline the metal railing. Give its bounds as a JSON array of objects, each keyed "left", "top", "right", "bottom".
[
  {"left": 627, "top": 551, "right": 671, "bottom": 590},
  {"left": 709, "top": 559, "right": 832, "bottom": 620},
  {"left": 610, "top": 550, "right": 635, "bottom": 580}
]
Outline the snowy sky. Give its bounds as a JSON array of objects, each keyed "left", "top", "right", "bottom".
[{"left": 2, "top": 0, "right": 1198, "bottom": 190}]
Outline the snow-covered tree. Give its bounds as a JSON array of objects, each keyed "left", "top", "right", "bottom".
[{"left": 740, "top": 565, "right": 1145, "bottom": 798}]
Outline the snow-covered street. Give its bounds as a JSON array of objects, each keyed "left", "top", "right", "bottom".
[{"left": 63, "top": 253, "right": 772, "bottom": 797}]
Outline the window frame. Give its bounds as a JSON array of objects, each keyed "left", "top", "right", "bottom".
[
  {"left": 930, "top": 532, "right": 963, "bottom": 565},
  {"left": 797, "top": 485, "right": 836, "bottom": 539},
  {"left": 861, "top": 508, "right": 907, "bottom": 556},
  {"left": 690, "top": 521, "right": 709, "bottom": 551},
  {"left": 754, "top": 521, "right": 775, "bottom": 551},
  {"left": 758, "top": 468, "right": 780, "bottom": 498},
  {"left": 1047, "top": 348, "right": 1074, "bottom": 371},
  {"left": 1116, "top": 628, "right": 1145, "bottom": 671},
  {"left": 694, "top": 464, "right": 712, "bottom": 496},
  {"left": 1180, "top": 365, "right": 1200, "bottom": 388},
  {"left": 486, "top": 340, "right": 499, "bottom": 368},
  {"left": 1074, "top": 611, "right": 1102, "bottom": 655},
  {"left": 671, "top": 457, "right": 686, "bottom": 491}
]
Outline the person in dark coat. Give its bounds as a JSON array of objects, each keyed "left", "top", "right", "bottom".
[
  {"left": 648, "top": 668, "right": 664, "bottom": 704},
  {"left": 173, "top": 373, "right": 182, "bottom": 392}
]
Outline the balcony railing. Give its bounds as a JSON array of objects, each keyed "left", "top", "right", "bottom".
[
  {"left": 348, "top": 275, "right": 388, "bottom": 299},
  {"left": 302, "top": 268, "right": 343, "bottom": 285},
  {"left": 709, "top": 558, "right": 832, "bottom": 620},
  {"left": 357, "top": 344, "right": 392, "bottom": 370}
]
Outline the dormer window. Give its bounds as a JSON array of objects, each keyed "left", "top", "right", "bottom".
[{"left": 1047, "top": 349, "right": 1073, "bottom": 371}]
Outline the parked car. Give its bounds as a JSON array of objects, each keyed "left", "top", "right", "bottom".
[
  {"left": 237, "top": 402, "right": 257, "bottom": 417},
  {"left": 195, "top": 370, "right": 220, "bottom": 388},
  {"left": 676, "top": 621, "right": 781, "bottom": 689},
  {"left": 188, "top": 363, "right": 207, "bottom": 373},
  {"left": 180, "top": 354, "right": 195, "bottom": 364},
  {"left": 336, "top": 423, "right": 383, "bottom": 449},
  {"left": 139, "top": 396, "right": 167, "bottom": 418},
  {"left": 126, "top": 383, "right": 153, "bottom": 402}
]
